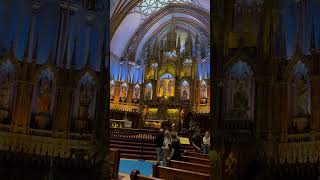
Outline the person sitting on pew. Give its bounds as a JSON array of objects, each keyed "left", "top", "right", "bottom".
[
  {"left": 202, "top": 131, "right": 210, "bottom": 154},
  {"left": 155, "top": 129, "right": 165, "bottom": 164},
  {"left": 192, "top": 128, "right": 202, "bottom": 153},
  {"left": 168, "top": 133, "right": 182, "bottom": 161},
  {"left": 162, "top": 130, "right": 172, "bottom": 165}
]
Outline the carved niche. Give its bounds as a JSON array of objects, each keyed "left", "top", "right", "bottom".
[
  {"left": 32, "top": 68, "right": 55, "bottom": 129},
  {"left": 225, "top": 60, "right": 254, "bottom": 120},
  {"left": 75, "top": 73, "right": 96, "bottom": 132},
  {"left": 0, "top": 61, "right": 14, "bottom": 124}
]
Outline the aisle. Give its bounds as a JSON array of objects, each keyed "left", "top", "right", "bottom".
[{"left": 119, "top": 158, "right": 155, "bottom": 177}]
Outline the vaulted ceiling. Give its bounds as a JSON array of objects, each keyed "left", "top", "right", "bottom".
[{"left": 110, "top": 0, "right": 210, "bottom": 62}]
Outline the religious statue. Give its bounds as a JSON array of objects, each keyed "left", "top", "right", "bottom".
[
  {"left": 169, "top": 80, "right": 175, "bottom": 96},
  {"left": 78, "top": 83, "right": 95, "bottom": 131},
  {"left": 123, "top": 112, "right": 132, "bottom": 128},
  {"left": 36, "top": 77, "right": 52, "bottom": 114},
  {"left": 233, "top": 83, "right": 249, "bottom": 118},
  {"left": 120, "top": 84, "right": 127, "bottom": 102},
  {"left": 110, "top": 82, "right": 114, "bottom": 100},
  {"left": 296, "top": 76, "right": 309, "bottom": 115}
]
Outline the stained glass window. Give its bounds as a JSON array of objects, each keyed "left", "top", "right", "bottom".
[{"left": 138, "top": 0, "right": 193, "bottom": 16}]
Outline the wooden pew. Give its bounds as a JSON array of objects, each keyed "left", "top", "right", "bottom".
[
  {"left": 168, "top": 160, "right": 210, "bottom": 174},
  {"left": 110, "top": 148, "right": 120, "bottom": 179},
  {"left": 181, "top": 156, "right": 210, "bottom": 166},
  {"left": 130, "top": 170, "right": 164, "bottom": 180},
  {"left": 184, "top": 151, "right": 209, "bottom": 159},
  {"left": 153, "top": 164, "right": 210, "bottom": 180}
]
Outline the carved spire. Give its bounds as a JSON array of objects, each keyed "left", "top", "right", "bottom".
[
  {"left": 132, "top": 72, "right": 135, "bottom": 84},
  {"left": 147, "top": 42, "right": 151, "bottom": 60},
  {"left": 32, "top": 31, "right": 39, "bottom": 61},
  {"left": 85, "top": 45, "right": 91, "bottom": 68},
  {"left": 47, "top": 48, "right": 53, "bottom": 65},
  {"left": 100, "top": 31, "right": 107, "bottom": 71},
  {"left": 9, "top": 40, "right": 15, "bottom": 57},
  {"left": 167, "top": 17, "right": 177, "bottom": 50},
  {"left": 185, "top": 32, "right": 192, "bottom": 57},
  {"left": 310, "top": 17, "right": 316, "bottom": 50},
  {"left": 153, "top": 38, "right": 158, "bottom": 60},
  {"left": 23, "top": 25, "right": 32, "bottom": 60},
  {"left": 177, "top": 35, "right": 181, "bottom": 52},
  {"left": 195, "top": 34, "right": 199, "bottom": 57},
  {"left": 71, "top": 38, "right": 77, "bottom": 68},
  {"left": 62, "top": 33, "right": 70, "bottom": 68},
  {"left": 295, "top": 1, "right": 303, "bottom": 55},
  {"left": 318, "top": 23, "right": 320, "bottom": 50}
]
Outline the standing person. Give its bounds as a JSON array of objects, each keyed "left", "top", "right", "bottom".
[
  {"left": 192, "top": 128, "right": 202, "bottom": 152},
  {"left": 168, "top": 133, "right": 181, "bottom": 161},
  {"left": 155, "top": 129, "right": 164, "bottom": 164},
  {"left": 202, "top": 131, "right": 210, "bottom": 154},
  {"left": 162, "top": 130, "right": 171, "bottom": 165}
]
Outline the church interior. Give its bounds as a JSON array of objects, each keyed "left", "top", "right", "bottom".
[{"left": 0, "top": 0, "right": 320, "bottom": 179}]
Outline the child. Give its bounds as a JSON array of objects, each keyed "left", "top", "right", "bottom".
[{"left": 202, "top": 131, "right": 210, "bottom": 154}]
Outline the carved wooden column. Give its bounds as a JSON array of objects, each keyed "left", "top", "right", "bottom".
[
  {"left": 52, "top": 70, "right": 75, "bottom": 132},
  {"left": 310, "top": 76, "right": 320, "bottom": 131},
  {"left": 12, "top": 61, "right": 35, "bottom": 133},
  {"left": 279, "top": 81, "right": 289, "bottom": 142},
  {"left": 114, "top": 81, "right": 121, "bottom": 102},
  {"left": 127, "top": 83, "right": 133, "bottom": 103},
  {"left": 310, "top": 29, "right": 320, "bottom": 131}
]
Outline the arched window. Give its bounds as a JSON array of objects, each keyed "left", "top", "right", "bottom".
[
  {"left": 31, "top": 68, "right": 55, "bottom": 130},
  {"left": 120, "top": 83, "right": 128, "bottom": 102},
  {"left": 180, "top": 80, "right": 190, "bottom": 100},
  {"left": 225, "top": 60, "right": 254, "bottom": 121},
  {"left": 110, "top": 80, "right": 115, "bottom": 101},
  {"left": 133, "top": 84, "right": 141, "bottom": 102},
  {"left": 145, "top": 83, "right": 153, "bottom": 100},
  {"left": 74, "top": 73, "right": 96, "bottom": 132},
  {"left": 0, "top": 61, "right": 14, "bottom": 124},
  {"left": 200, "top": 80, "right": 207, "bottom": 103},
  {"left": 137, "top": 0, "right": 193, "bottom": 16}
]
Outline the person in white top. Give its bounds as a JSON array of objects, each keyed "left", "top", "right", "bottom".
[
  {"left": 202, "top": 131, "right": 210, "bottom": 154},
  {"left": 162, "top": 130, "right": 171, "bottom": 165}
]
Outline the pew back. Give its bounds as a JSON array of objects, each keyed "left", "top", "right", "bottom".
[
  {"left": 110, "top": 148, "right": 120, "bottom": 179},
  {"left": 130, "top": 170, "right": 164, "bottom": 180},
  {"left": 169, "top": 160, "right": 210, "bottom": 174},
  {"left": 153, "top": 165, "right": 210, "bottom": 180},
  {"left": 181, "top": 155, "right": 210, "bottom": 166},
  {"left": 184, "top": 151, "right": 209, "bottom": 159}
]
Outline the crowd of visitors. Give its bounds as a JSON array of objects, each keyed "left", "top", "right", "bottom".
[{"left": 155, "top": 128, "right": 210, "bottom": 166}]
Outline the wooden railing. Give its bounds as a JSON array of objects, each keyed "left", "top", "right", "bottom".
[
  {"left": 111, "top": 128, "right": 157, "bottom": 142},
  {"left": 192, "top": 105, "right": 210, "bottom": 113},
  {"left": 110, "top": 102, "right": 139, "bottom": 112}
]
